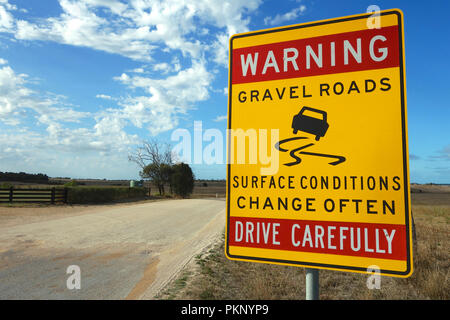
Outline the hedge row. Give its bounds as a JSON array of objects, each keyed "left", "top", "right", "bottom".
[
  {"left": 0, "top": 171, "right": 49, "bottom": 183},
  {"left": 66, "top": 186, "right": 147, "bottom": 204}
]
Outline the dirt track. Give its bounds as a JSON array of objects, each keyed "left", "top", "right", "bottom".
[{"left": 0, "top": 199, "right": 225, "bottom": 299}]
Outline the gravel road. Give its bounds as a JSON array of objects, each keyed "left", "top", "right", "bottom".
[{"left": 0, "top": 199, "right": 225, "bottom": 299}]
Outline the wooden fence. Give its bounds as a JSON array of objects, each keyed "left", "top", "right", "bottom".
[{"left": 0, "top": 187, "right": 67, "bottom": 204}]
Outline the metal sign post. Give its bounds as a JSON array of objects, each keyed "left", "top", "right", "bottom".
[{"left": 305, "top": 268, "right": 319, "bottom": 300}]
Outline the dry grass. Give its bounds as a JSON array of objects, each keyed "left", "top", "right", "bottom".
[{"left": 159, "top": 190, "right": 450, "bottom": 300}]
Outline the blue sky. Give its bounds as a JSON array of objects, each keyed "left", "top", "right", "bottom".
[{"left": 0, "top": 0, "right": 448, "bottom": 183}]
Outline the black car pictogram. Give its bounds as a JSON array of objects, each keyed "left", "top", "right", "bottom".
[{"left": 292, "top": 106, "right": 329, "bottom": 141}]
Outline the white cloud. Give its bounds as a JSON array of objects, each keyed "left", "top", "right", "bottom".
[
  {"left": 9, "top": 0, "right": 261, "bottom": 64},
  {"left": 130, "top": 67, "right": 145, "bottom": 74},
  {"left": 0, "top": 0, "right": 17, "bottom": 11},
  {"left": 119, "top": 95, "right": 180, "bottom": 135},
  {"left": 0, "top": 0, "right": 266, "bottom": 178},
  {"left": 0, "top": 60, "right": 138, "bottom": 177},
  {"left": 14, "top": 0, "right": 156, "bottom": 61},
  {"left": 153, "top": 63, "right": 170, "bottom": 73},
  {"left": 0, "top": 61, "right": 88, "bottom": 126},
  {"left": 206, "top": 0, "right": 262, "bottom": 66},
  {"left": 264, "top": 5, "right": 307, "bottom": 26},
  {"left": 96, "top": 94, "right": 113, "bottom": 100},
  {"left": 82, "top": 0, "right": 127, "bottom": 15},
  {"left": 0, "top": 125, "right": 138, "bottom": 178},
  {"left": 211, "top": 33, "right": 230, "bottom": 67},
  {"left": 114, "top": 59, "right": 212, "bottom": 135},
  {"left": 430, "top": 144, "right": 450, "bottom": 161},
  {"left": 0, "top": 0, "right": 16, "bottom": 32},
  {"left": 0, "top": 65, "right": 44, "bottom": 122},
  {"left": 213, "top": 115, "right": 227, "bottom": 122},
  {"left": 193, "top": 0, "right": 261, "bottom": 35},
  {"left": 1, "top": 0, "right": 264, "bottom": 136},
  {"left": 0, "top": 7, "right": 13, "bottom": 31}
]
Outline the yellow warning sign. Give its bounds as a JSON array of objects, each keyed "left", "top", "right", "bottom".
[{"left": 226, "top": 9, "right": 413, "bottom": 277}]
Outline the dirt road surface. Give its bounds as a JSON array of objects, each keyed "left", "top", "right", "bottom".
[{"left": 0, "top": 199, "right": 225, "bottom": 299}]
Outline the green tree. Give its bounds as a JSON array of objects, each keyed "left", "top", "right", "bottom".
[
  {"left": 160, "top": 163, "right": 175, "bottom": 194},
  {"left": 171, "top": 163, "right": 194, "bottom": 198},
  {"left": 141, "top": 163, "right": 165, "bottom": 195}
]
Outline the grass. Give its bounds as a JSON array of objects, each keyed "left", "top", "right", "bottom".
[
  {"left": 156, "top": 271, "right": 193, "bottom": 300},
  {"left": 158, "top": 194, "right": 450, "bottom": 300}
]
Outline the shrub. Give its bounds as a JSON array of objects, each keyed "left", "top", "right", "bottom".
[
  {"left": 171, "top": 163, "right": 194, "bottom": 198},
  {"left": 64, "top": 180, "right": 79, "bottom": 187},
  {"left": 66, "top": 186, "right": 147, "bottom": 204},
  {"left": 0, "top": 182, "right": 13, "bottom": 189},
  {"left": 0, "top": 171, "right": 48, "bottom": 183}
]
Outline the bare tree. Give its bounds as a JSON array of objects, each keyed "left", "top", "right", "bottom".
[
  {"left": 128, "top": 139, "right": 173, "bottom": 169},
  {"left": 128, "top": 139, "right": 176, "bottom": 195}
]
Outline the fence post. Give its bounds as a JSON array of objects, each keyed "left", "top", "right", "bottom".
[
  {"left": 64, "top": 188, "right": 68, "bottom": 204},
  {"left": 9, "top": 186, "right": 13, "bottom": 203},
  {"left": 51, "top": 187, "right": 55, "bottom": 204}
]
